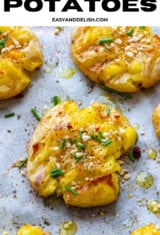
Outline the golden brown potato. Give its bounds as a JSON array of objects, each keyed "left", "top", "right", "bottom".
[
  {"left": 0, "top": 26, "right": 43, "bottom": 100},
  {"left": 152, "top": 103, "right": 160, "bottom": 138},
  {"left": 17, "top": 224, "right": 51, "bottom": 235},
  {"left": 27, "top": 101, "right": 137, "bottom": 208},
  {"left": 71, "top": 26, "right": 160, "bottom": 93},
  {"left": 131, "top": 224, "right": 160, "bottom": 235}
]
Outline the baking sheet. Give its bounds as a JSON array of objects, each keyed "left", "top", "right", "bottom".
[{"left": 1, "top": 27, "right": 160, "bottom": 235}]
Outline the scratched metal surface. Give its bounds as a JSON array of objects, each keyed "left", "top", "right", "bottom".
[{"left": 0, "top": 27, "right": 160, "bottom": 235}]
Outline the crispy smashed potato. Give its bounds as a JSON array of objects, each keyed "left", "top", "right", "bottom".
[
  {"left": 71, "top": 26, "right": 160, "bottom": 93},
  {"left": 152, "top": 103, "right": 160, "bottom": 138},
  {"left": 17, "top": 224, "right": 51, "bottom": 235},
  {"left": 0, "top": 26, "right": 43, "bottom": 100},
  {"left": 131, "top": 224, "right": 160, "bottom": 235},
  {"left": 27, "top": 101, "right": 137, "bottom": 208}
]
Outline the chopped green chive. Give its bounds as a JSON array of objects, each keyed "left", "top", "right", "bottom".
[
  {"left": 76, "top": 156, "right": 84, "bottom": 163},
  {"left": 126, "top": 28, "right": 134, "bottom": 36},
  {"left": 70, "top": 139, "right": 78, "bottom": 145},
  {"left": 128, "top": 152, "right": 135, "bottom": 162},
  {"left": 60, "top": 139, "right": 66, "bottom": 149},
  {"left": 51, "top": 96, "right": 61, "bottom": 106},
  {"left": 31, "top": 108, "right": 41, "bottom": 121},
  {"left": 17, "top": 158, "right": 28, "bottom": 169},
  {"left": 106, "top": 107, "right": 110, "bottom": 116},
  {"left": 77, "top": 143, "right": 85, "bottom": 150},
  {"left": 71, "top": 153, "right": 77, "bottom": 158},
  {"left": 139, "top": 26, "right": 145, "bottom": 29},
  {"left": 65, "top": 185, "right": 78, "bottom": 196},
  {"left": 98, "top": 131, "right": 105, "bottom": 139},
  {"left": 101, "top": 139, "right": 112, "bottom": 146},
  {"left": 0, "top": 38, "right": 7, "bottom": 50},
  {"left": 4, "top": 112, "right": 15, "bottom": 118},
  {"left": 91, "top": 135, "right": 101, "bottom": 142},
  {"left": 79, "top": 130, "right": 83, "bottom": 140},
  {"left": 99, "top": 38, "right": 114, "bottom": 44},
  {"left": 13, "top": 158, "right": 28, "bottom": 169},
  {"left": 50, "top": 167, "right": 64, "bottom": 178}
]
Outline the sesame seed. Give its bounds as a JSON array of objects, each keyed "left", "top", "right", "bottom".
[{"left": 126, "top": 51, "right": 134, "bottom": 58}]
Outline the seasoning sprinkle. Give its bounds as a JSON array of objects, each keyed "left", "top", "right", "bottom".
[
  {"left": 60, "top": 139, "right": 66, "bottom": 149},
  {"left": 106, "top": 107, "right": 110, "bottom": 116},
  {"left": 77, "top": 143, "right": 85, "bottom": 150},
  {"left": 99, "top": 38, "right": 114, "bottom": 44},
  {"left": 98, "top": 131, "right": 105, "bottom": 139},
  {"left": 126, "top": 28, "right": 134, "bottom": 36},
  {"left": 17, "top": 158, "right": 28, "bottom": 169},
  {"left": 101, "top": 139, "right": 112, "bottom": 146},
  {"left": 79, "top": 130, "right": 83, "bottom": 140},
  {"left": 31, "top": 108, "right": 41, "bottom": 121},
  {"left": 51, "top": 96, "right": 61, "bottom": 106},
  {"left": 0, "top": 38, "right": 7, "bottom": 50},
  {"left": 91, "top": 135, "right": 101, "bottom": 142},
  {"left": 139, "top": 26, "right": 145, "bottom": 29},
  {"left": 128, "top": 152, "right": 135, "bottom": 162},
  {"left": 4, "top": 112, "right": 15, "bottom": 118},
  {"left": 65, "top": 185, "right": 78, "bottom": 196},
  {"left": 70, "top": 139, "right": 78, "bottom": 145},
  {"left": 50, "top": 167, "right": 64, "bottom": 178}
]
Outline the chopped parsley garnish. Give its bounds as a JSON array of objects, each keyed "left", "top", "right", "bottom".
[
  {"left": 139, "top": 26, "right": 145, "bottom": 29},
  {"left": 70, "top": 139, "right": 78, "bottom": 145},
  {"left": 126, "top": 28, "right": 134, "bottom": 36},
  {"left": 128, "top": 152, "right": 135, "bottom": 162},
  {"left": 51, "top": 96, "right": 61, "bottom": 106},
  {"left": 99, "top": 38, "right": 114, "bottom": 44},
  {"left": 0, "top": 38, "right": 7, "bottom": 50},
  {"left": 31, "top": 108, "right": 41, "bottom": 121},
  {"left": 50, "top": 167, "right": 64, "bottom": 178},
  {"left": 106, "top": 107, "right": 110, "bottom": 116},
  {"left": 98, "top": 131, "right": 105, "bottom": 139},
  {"left": 101, "top": 139, "right": 112, "bottom": 146},
  {"left": 14, "top": 158, "right": 28, "bottom": 169},
  {"left": 91, "top": 135, "right": 101, "bottom": 142},
  {"left": 4, "top": 112, "right": 15, "bottom": 118},
  {"left": 77, "top": 143, "right": 85, "bottom": 150},
  {"left": 65, "top": 185, "right": 78, "bottom": 196},
  {"left": 60, "top": 139, "right": 66, "bottom": 149},
  {"left": 79, "top": 130, "right": 83, "bottom": 140}
]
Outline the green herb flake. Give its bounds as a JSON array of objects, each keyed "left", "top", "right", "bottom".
[
  {"left": 14, "top": 158, "right": 28, "bottom": 169},
  {"left": 31, "top": 108, "right": 41, "bottom": 121},
  {"left": 99, "top": 38, "right": 114, "bottom": 44},
  {"left": 60, "top": 139, "right": 66, "bottom": 149},
  {"left": 71, "top": 153, "right": 77, "bottom": 158},
  {"left": 128, "top": 152, "right": 135, "bottom": 162},
  {"left": 76, "top": 156, "right": 84, "bottom": 163},
  {"left": 77, "top": 143, "right": 85, "bottom": 150},
  {"left": 50, "top": 167, "right": 64, "bottom": 178},
  {"left": 91, "top": 135, "right": 101, "bottom": 142},
  {"left": 139, "top": 26, "right": 145, "bottom": 29},
  {"left": 51, "top": 96, "right": 61, "bottom": 106},
  {"left": 98, "top": 131, "right": 105, "bottom": 139},
  {"left": 79, "top": 130, "right": 83, "bottom": 140},
  {"left": 0, "top": 38, "right": 7, "bottom": 50},
  {"left": 4, "top": 112, "right": 15, "bottom": 118},
  {"left": 106, "top": 107, "right": 110, "bottom": 116},
  {"left": 126, "top": 28, "right": 134, "bottom": 36},
  {"left": 65, "top": 185, "right": 78, "bottom": 196},
  {"left": 70, "top": 139, "right": 78, "bottom": 145},
  {"left": 101, "top": 139, "right": 112, "bottom": 147}
]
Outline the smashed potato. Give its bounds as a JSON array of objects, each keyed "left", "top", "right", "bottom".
[
  {"left": 27, "top": 101, "right": 137, "bottom": 208},
  {"left": 71, "top": 26, "right": 160, "bottom": 93},
  {"left": 131, "top": 224, "right": 160, "bottom": 235},
  {"left": 17, "top": 224, "right": 51, "bottom": 235},
  {"left": 152, "top": 103, "right": 160, "bottom": 138},
  {"left": 0, "top": 26, "right": 43, "bottom": 100}
]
